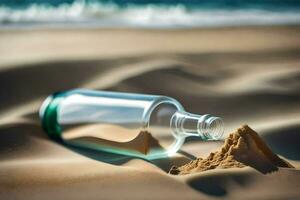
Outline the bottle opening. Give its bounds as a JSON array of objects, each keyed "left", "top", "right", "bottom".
[
  {"left": 203, "top": 116, "right": 224, "bottom": 140},
  {"left": 171, "top": 111, "right": 224, "bottom": 140}
]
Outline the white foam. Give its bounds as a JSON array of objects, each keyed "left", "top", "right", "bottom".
[{"left": 1, "top": 0, "right": 300, "bottom": 28}]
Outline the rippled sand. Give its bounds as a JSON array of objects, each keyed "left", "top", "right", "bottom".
[{"left": 0, "top": 26, "right": 300, "bottom": 200}]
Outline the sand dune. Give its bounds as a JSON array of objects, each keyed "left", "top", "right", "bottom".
[{"left": 0, "top": 26, "right": 300, "bottom": 199}]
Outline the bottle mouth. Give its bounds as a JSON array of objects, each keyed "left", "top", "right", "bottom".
[
  {"left": 171, "top": 111, "right": 224, "bottom": 140},
  {"left": 195, "top": 114, "right": 224, "bottom": 140},
  {"left": 200, "top": 116, "right": 224, "bottom": 140}
]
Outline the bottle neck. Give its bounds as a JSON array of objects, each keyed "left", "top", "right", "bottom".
[{"left": 170, "top": 111, "right": 224, "bottom": 140}]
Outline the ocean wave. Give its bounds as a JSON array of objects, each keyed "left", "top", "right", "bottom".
[{"left": 1, "top": 0, "right": 300, "bottom": 28}]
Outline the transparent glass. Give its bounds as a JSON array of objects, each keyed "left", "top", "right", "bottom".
[{"left": 40, "top": 89, "right": 224, "bottom": 160}]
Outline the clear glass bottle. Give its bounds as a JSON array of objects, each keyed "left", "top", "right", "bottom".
[{"left": 40, "top": 89, "right": 224, "bottom": 160}]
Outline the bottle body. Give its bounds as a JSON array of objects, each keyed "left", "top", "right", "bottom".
[{"left": 40, "top": 89, "right": 224, "bottom": 159}]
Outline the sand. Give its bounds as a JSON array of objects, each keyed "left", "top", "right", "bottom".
[
  {"left": 0, "top": 26, "right": 300, "bottom": 200},
  {"left": 170, "top": 125, "right": 294, "bottom": 175},
  {"left": 63, "top": 124, "right": 164, "bottom": 155}
]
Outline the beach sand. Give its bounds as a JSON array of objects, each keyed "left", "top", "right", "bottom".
[{"left": 0, "top": 26, "right": 300, "bottom": 199}]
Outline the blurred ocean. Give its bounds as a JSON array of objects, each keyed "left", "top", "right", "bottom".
[{"left": 1, "top": 0, "right": 300, "bottom": 28}]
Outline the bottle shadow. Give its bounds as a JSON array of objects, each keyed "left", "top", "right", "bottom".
[
  {"left": 12, "top": 112, "right": 193, "bottom": 173},
  {"left": 66, "top": 144, "right": 192, "bottom": 172}
]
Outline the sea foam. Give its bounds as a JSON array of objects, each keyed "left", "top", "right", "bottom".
[{"left": 1, "top": 0, "right": 300, "bottom": 28}]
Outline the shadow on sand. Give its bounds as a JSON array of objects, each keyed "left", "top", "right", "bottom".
[
  {"left": 0, "top": 112, "right": 191, "bottom": 173},
  {"left": 262, "top": 125, "right": 300, "bottom": 161}
]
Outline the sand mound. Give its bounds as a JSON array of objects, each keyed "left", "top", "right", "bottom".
[
  {"left": 169, "top": 125, "right": 294, "bottom": 175},
  {"left": 65, "top": 128, "right": 164, "bottom": 155}
]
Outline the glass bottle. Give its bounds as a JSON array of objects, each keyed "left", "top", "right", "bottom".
[{"left": 40, "top": 89, "right": 224, "bottom": 160}]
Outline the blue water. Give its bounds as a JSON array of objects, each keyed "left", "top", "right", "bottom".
[{"left": 1, "top": 0, "right": 300, "bottom": 28}]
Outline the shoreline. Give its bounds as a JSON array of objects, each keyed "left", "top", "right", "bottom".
[{"left": 1, "top": 24, "right": 300, "bottom": 32}]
